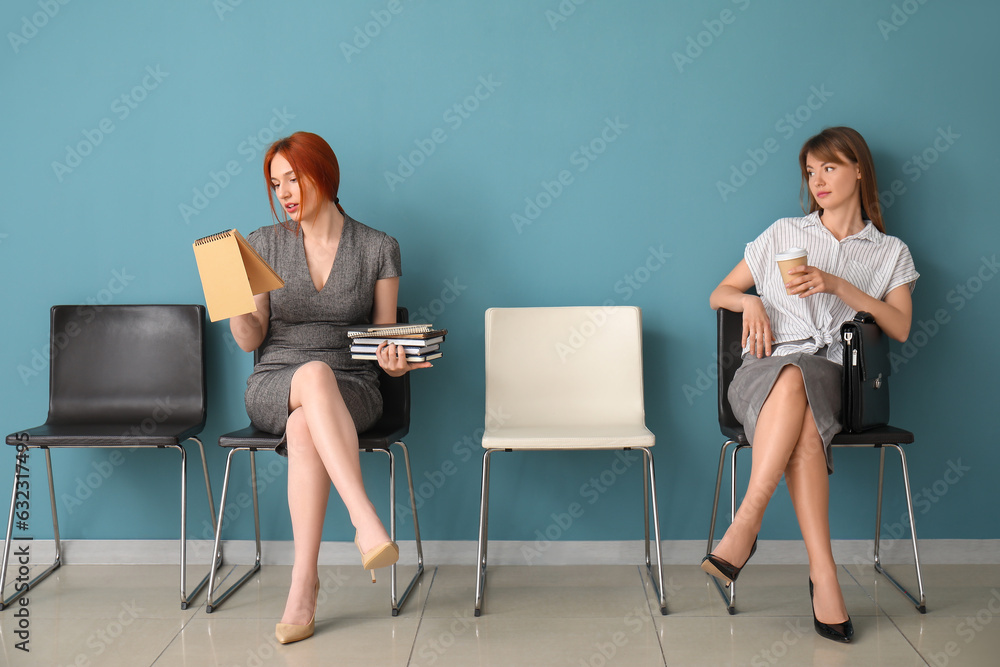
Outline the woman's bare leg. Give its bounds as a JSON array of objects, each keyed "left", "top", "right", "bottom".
[
  {"left": 280, "top": 407, "right": 328, "bottom": 626},
  {"left": 279, "top": 361, "right": 391, "bottom": 625},
  {"left": 784, "top": 409, "right": 848, "bottom": 623},
  {"left": 711, "top": 366, "right": 808, "bottom": 567},
  {"left": 287, "top": 361, "right": 391, "bottom": 553}
]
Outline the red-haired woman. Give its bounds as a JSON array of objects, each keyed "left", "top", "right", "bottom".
[
  {"left": 229, "top": 131, "right": 431, "bottom": 644},
  {"left": 705, "top": 127, "right": 918, "bottom": 642}
]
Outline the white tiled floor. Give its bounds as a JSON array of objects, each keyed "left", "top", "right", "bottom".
[{"left": 1, "top": 561, "right": 996, "bottom": 666}]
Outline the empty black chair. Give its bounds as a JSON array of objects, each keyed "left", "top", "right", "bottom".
[
  {"left": 705, "top": 307, "right": 926, "bottom": 614},
  {"left": 1, "top": 305, "right": 217, "bottom": 610},
  {"left": 205, "top": 307, "right": 424, "bottom": 615}
]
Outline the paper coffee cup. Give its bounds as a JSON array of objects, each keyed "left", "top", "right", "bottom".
[{"left": 775, "top": 248, "right": 807, "bottom": 295}]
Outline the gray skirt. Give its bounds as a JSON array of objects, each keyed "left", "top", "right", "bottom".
[
  {"left": 245, "top": 363, "right": 382, "bottom": 457},
  {"left": 728, "top": 351, "right": 843, "bottom": 473}
]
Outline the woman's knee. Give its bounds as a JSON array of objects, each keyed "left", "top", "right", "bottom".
[
  {"left": 770, "top": 365, "right": 806, "bottom": 399},
  {"left": 294, "top": 361, "right": 338, "bottom": 386}
]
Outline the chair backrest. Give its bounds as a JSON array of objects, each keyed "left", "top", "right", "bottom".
[
  {"left": 47, "top": 304, "right": 207, "bottom": 428},
  {"left": 717, "top": 307, "right": 747, "bottom": 433},
  {"left": 485, "top": 306, "right": 646, "bottom": 427}
]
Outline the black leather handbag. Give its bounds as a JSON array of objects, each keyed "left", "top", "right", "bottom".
[{"left": 840, "top": 312, "right": 891, "bottom": 432}]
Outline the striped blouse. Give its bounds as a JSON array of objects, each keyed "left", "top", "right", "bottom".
[{"left": 744, "top": 212, "right": 919, "bottom": 364}]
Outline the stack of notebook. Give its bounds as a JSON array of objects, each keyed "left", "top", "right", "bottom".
[{"left": 348, "top": 323, "right": 447, "bottom": 362}]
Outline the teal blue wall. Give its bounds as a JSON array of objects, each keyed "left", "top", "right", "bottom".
[{"left": 2, "top": 1, "right": 997, "bottom": 546}]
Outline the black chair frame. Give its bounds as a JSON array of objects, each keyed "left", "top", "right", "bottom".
[
  {"left": 1, "top": 305, "right": 218, "bottom": 610},
  {"left": 205, "top": 307, "right": 424, "bottom": 616},
  {"left": 705, "top": 307, "right": 926, "bottom": 614}
]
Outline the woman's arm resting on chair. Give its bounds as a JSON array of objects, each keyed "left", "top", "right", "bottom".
[{"left": 710, "top": 259, "right": 774, "bottom": 358}]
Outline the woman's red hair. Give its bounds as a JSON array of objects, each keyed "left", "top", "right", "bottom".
[
  {"left": 798, "top": 126, "right": 885, "bottom": 233},
  {"left": 263, "top": 132, "right": 344, "bottom": 233}
]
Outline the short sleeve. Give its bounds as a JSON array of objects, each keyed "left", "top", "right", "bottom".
[
  {"left": 245, "top": 226, "right": 274, "bottom": 269},
  {"left": 378, "top": 234, "right": 402, "bottom": 280},
  {"left": 885, "top": 238, "right": 919, "bottom": 295},
  {"left": 743, "top": 223, "right": 776, "bottom": 293}
]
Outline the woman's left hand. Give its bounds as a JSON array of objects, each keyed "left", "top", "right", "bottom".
[
  {"left": 786, "top": 265, "right": 840, "bottom": 298},
  {"left": 375, "top": 341, "right": 433, "bottom": 377}
]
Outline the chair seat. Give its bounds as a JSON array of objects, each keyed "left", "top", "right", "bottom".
[
  {"left": 218, "top": 423, "right": 409, "bottom": 451},
  {"left": 5, "top": 422, "right": 203, "bottom": 447},
  {"left": 482, "top": 424, "right": 654, "bottom": 450},
  {"left": 721, "top": 424, "right": 914, "bottom": 448},
  {"left": 217, "top": 426, "right": 282, "bottom": 449}
]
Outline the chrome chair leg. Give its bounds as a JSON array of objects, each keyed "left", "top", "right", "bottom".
[
  {"left": 1, "top": 447, "right": 62, "bottom": 610},
  {"left": 874, "top": 444, "right": 926, "bottom": 613},
  {"left": 365, "top": 446, "right": 425, "bottom": 615},
  {"left": 474, "top": 449, "right": 492, "bottom": 617},
  {"left": 706, "top": 440, "right": 736, "bottom": 555},
  {"left": 640, "top": 447, "right": 667, "bottom": 614},
  {"left": 206, "top": 447, "right": 261, "bottom": 613},
  {"left": 385, "top": 441, "right": 424, "bottom": 616},
  {"left": 642, "top": 449, "right": 650, "bottom": 568},
  {"left": 176, "top": 444, "right": 190, "bottom": 609},
  {"left": 706, "top": 441, "right": 746, "bottom": 614},
  {"left": 181, "top": 437, "right": 220, "bottom": 609}
]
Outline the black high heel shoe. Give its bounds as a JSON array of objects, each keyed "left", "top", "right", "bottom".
[
  {"left": 809, "top": 579, "right": 854, "bottom": 643},
  {"left": 700, "top": 536, "right": 758, "bottom": 586}
]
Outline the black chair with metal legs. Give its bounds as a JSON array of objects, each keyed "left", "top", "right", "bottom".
[
  {"left": 1, "top": 305, "right": 218, "bottom": 610},
  {"left": 205, "top": 307, "right": 425, "bottom": 616},
  {"left": 705, "top": 306, "right": 926, "bottom": 614}
]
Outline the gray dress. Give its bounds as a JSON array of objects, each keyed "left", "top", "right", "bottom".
[{"left": 244, "top": 216, "right": 402, "bottom": 455}]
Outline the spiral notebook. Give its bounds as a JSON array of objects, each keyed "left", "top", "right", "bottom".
[{"left": 192, "top": 229, "right": 284, "bottom": 322}]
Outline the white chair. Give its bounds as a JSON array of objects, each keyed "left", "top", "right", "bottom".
[{"left": 474, "top": 306, "right": 667, "bottom": 615}]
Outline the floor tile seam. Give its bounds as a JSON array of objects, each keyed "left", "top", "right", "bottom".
[
  {"left": 634, "top": 564, "right": 669, "bottom": 667},
  {"left": 144, "top": 565, "right": 234, "bottom": 665},
  {"left": 404, "top": 564, "right": 438, "bottom": 667},
  {"left": 840, "top": 564, "right": 931, "bottom": 666}
]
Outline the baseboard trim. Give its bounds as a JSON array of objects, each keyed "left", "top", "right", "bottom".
[{"left": 16, "top": 539, "right": 1000, "bottom": 566}]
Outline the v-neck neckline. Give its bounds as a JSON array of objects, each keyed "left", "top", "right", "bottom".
[{"left": 300, "top": 217, "right": 348, "bottom": 294}]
